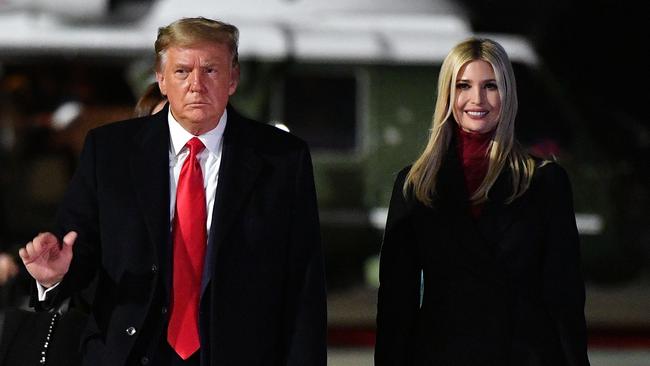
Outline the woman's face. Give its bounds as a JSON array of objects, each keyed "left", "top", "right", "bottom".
[{"left": 453, "top": 60, "right": 501, "bottom": 134}]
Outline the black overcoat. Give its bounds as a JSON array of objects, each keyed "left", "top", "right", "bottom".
[
  {"left": 47, "top": 105, "right": 327, "bottom": 366},
  {"left": 375, "top": 144, "right": 589, "bottom": 366}
]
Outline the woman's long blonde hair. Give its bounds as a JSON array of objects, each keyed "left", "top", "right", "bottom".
[{"left": 404, "top": 37, "right": 536, "bottom": 206}]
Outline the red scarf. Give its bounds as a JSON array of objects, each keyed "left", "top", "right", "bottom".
[{"left": 455, "top": 126, "right": 492, "bottom": 218}]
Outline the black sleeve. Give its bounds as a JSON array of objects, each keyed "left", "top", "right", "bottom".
[
  {"left": 375, "top": 167, "right": 422, "bottom": 366},
  {"left": 47, "top": 130, "right": 102, "bottom": 306},
  {"left": 285, "top": 143, "right": 327, "bottom": 366},
  {"left": 540, "top": 163, "right": 590, "bottom": 366}
]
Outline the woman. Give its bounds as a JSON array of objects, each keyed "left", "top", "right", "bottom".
[
  {"left": 375, "top": 38, "right": 589, "bottom": 365},
  {"left": 133, "top": 81, "right": 167, "bottom": 117}
]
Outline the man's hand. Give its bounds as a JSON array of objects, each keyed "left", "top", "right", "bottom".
[{"left": 19, "top": 231, "right": 77, "bottom": 288}]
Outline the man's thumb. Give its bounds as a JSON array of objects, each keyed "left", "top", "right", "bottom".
[{"left": 62, "top": 231, "right": 78, "bottom": 248}]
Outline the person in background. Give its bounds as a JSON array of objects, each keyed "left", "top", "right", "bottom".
[
  {"left": 0, "top": 253, "right": 18, "bottom": 287},
  {"left": 375, "top": 38, "right": 589, "bottom": 365},
  {"left": 134, "top": 81, "right": 167, "bottom": 117},
  {"left": 19, "top": 17, "right": 326, "bottom": 366}
]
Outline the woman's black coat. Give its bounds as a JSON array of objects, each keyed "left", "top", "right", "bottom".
[{"left": 375, "top": 146, "right": 589, "bottom": 366}]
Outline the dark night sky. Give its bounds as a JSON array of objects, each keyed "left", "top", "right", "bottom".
[
  {"left": 459, "top": 0, "right": 649, "bottom": 279},
  {"left": 460, "top": 0, "right": 646, "bottom": 162}
]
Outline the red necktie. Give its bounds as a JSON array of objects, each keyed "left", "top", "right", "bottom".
[{"left": 168, "top": 137, "right": 206, "bottom": 359}]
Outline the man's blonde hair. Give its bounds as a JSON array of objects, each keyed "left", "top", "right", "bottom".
[{"left": 155, "top": 17, "right": 239, "bottom": 71}]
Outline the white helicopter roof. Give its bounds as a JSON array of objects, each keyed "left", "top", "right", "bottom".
[{"left": 0, "top": 0, "right": 537, "bottom": 64}]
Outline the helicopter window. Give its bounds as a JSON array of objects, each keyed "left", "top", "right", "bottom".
[{"left": 281, "top": 74, "right": 357, "bottom": 152}]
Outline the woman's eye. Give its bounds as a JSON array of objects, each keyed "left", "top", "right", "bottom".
[
  {"left": 456, "top": 83, "right": 470, "bottom": 90},
  {"left": 485, "top": 82, "right": 498, "bottom": 90}
]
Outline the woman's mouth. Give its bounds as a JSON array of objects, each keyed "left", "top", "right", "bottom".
[{"left": 466, "top": 110, "right": 488, "bottom": 118}]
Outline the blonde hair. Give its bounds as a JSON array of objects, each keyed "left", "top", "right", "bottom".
[
  {"left": 155, "top": 17, "right": 239, "bottom": 71},
  {"left": 405, "top": 37, "right": 536, "bottom": 206}
]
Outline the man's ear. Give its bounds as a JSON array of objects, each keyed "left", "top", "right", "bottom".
[
  {"left": 228, "top": 66, "right": 240, "bottom": 96},
  {"left": 155, "top": 71, "right": 167, "bottom": 96}
]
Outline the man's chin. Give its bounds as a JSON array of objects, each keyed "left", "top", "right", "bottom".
[{"left": 178, "top": 113, "right": 220, "bottom": 133}]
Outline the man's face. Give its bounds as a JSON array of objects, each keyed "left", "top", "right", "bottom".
[{"left": 156, "top": 42, "right": 239, "bottom": 135}]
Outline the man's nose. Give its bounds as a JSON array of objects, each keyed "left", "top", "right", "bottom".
[{"left": 189, "top": 71, "right": 205, "bottom": 92}]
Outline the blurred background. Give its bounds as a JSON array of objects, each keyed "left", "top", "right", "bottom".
[{"left": 0, "top": 0, "right": 647, "bottom": 365}]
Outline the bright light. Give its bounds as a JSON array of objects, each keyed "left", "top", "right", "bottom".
[
  {"left": 51, "top": 101, "right": 82, "bottom": 130},
  {"left": 272, "top": 122, "right": 290, "bottom": 132}
]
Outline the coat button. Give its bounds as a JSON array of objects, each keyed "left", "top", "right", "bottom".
[
  {"left": 140, "top": 356, "right": 150, "bottom": 365},
  {"left": 161, "top": 306, "right": 168, "bottom": 315},
  {"left": 126, "top": 327, "right": 137, "bottom": 336},
  {"left": 151, "top": 264, "right": 158, "bottom": 273}
]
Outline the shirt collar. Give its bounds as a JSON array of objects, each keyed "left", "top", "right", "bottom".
[{"left": 168, "top": 108, "right": 227, "bottom": 156}]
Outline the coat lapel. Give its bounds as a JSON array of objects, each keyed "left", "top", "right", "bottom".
[
  {"left": 435, "top": 144, "right": 496, "bottom": 264},
  {"left": 440, "top": 131, "right": 525, "bottom": 255},
  {"left": 201, "top": 106, "right": 262, "bottom": 296},
  {"left": 432, "top": 133, "right": 530, "bottom": 282},
  {"left": 476, "top": 167, "right": 526, "bottom": 254},
  {"left": 128, "top": 108, "right": 171, "bottom": 286}
]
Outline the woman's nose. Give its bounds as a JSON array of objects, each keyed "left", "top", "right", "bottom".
[{"left": 471, "top": 87, "right": 484, "bottom": 104}]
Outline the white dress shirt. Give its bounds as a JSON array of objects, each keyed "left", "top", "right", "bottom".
[
  {"left": 168, "top": 108, "right": 226, "bottom": 238},
  {"left": 38, "top": 109, "right": 227, "bottom": 300}
]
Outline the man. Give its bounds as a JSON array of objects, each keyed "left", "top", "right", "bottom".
[{"left": 19, "top": 17, "right": 326, "bottom": 366}]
